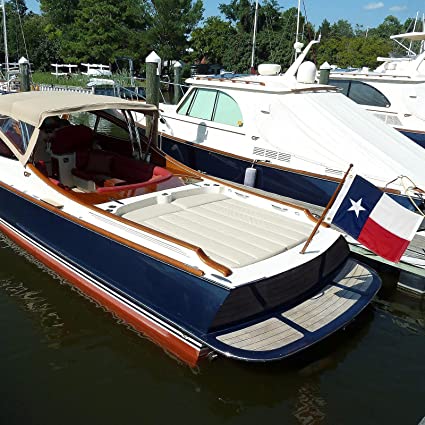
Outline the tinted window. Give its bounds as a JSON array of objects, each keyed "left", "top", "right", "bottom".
[
  {"left": 330, "top": 79, "right": 390, "bottom": 107},
  {"left": 0, "top": 138, "right": 15, "bottom": 159},
  {"left": 0, "top": 116, "right": 26, "bottom": 154},
  {"left": 188, "top": 89, "right": 217, "bottom": 120},
  {"left": 214, "top": 92, "right": 243, "bottom": 127},
  {"left": 329, "top": 79, "right": 350, "bottom": 96},
  {"left": 348, "top": 81, "right": 390, "bottom": 107},
  {"left": 69, "top": 111, "right": 129, "bottom": 140},
  {"left": 177, "top": 90, "right": 195, "bottom": 115}
]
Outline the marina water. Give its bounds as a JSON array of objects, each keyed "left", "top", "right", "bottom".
[{"left": 0, "top": 119, "right": 424, "bottom": 425}]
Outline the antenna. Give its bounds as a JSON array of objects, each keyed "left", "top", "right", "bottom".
[
  {"left": 294, "top": 0, "right": 304, "bottom": 59},
  {"left": 250, "top": 0, "right": 259, "bottom": 73},
  {"left": 1, "top": 0, "right": 9, "bottom": 74}
]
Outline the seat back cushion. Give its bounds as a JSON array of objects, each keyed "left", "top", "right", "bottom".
[
  {"left": 50, "top": 125, "right": 94, "bottom": 155},
  {"left": 111, "top": 155, "right": 154, "bottom": 182}
]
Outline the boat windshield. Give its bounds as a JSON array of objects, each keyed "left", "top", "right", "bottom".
[{"left": 0, "top": 114, "right": 34, "bottom": 154}]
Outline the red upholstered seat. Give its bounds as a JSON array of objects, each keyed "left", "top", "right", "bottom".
[
  {"left": 50, "top": 125, "right": 94, "bottom": 155},
  {"left": 71, "top": 149, "right": 172, "bottom": 192}
]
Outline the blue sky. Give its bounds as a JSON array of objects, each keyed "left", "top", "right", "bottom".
[{"left": 27, "top": 0, "right": 425, "bottom": 29}]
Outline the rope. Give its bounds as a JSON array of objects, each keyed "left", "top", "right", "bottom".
[
  {"left": 14, "top": 0, "right": 29, "bottom": 62},
  {"left": 398, "top": 175, "right": 425, "bottom": 217}
]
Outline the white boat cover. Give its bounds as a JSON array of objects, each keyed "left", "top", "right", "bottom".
[{"left": 254, "top": 90, "right": 425, "bottom": 187}]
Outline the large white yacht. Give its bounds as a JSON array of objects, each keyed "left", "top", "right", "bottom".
[
  {"left": 136, "top": 42, "right": 425, "bottom": 294},
  {"left": 330, "top": 31, "right": 425, "bottom": 147}
]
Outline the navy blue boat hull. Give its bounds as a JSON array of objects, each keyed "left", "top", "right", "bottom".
[
  {"left": 0, "top": 180, "right": 381, "bottom": 364},
  {"left": 161, "top": 136, "right": 419, "bottom": 211},
  {"left": 398, "top": 128, "right": 425, "bottom": 149}
]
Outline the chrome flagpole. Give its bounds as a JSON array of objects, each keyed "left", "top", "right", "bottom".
[{"left": 300, "top": 164, "right": 353, "bottom": 254}]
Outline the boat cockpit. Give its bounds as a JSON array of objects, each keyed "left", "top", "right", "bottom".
[{"left": 31, "top": 112, "right": 173, "bottom": 198}]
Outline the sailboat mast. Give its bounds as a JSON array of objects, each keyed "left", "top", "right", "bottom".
[
  {"left": 295, "top": 0, "right": 302, "bottom": 59},
  {"left": 250, "top": 0, "right": 259, "bottom": 72},
  {"left": 1, "top": 0, "right": 9, "bottom": 74}
]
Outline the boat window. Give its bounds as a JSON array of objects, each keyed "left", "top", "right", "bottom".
[
  {"left": 0, "top": 138, "right": 15, "bottom": 159},
  {"left": 213, "top": 92, "right": 243, "bottom": 127},
  {"left": 94, "top": 116, "right": 130, "bottom": 140},
  {"left": 69, "top": 111, "right": 129, "bottom": 140},
  {"left": 329, "top": 79, "right": 350, "bottom": 96},
  {"left": 330, "top": 79, "right": 390, "bottom": 107},
  {"left": 348, "top": 81, "right": 390, "bottom": 107},
  {"left": 0, "top": 115, "right": 27, "bottom": 154},
  {"left": 187, "top": 89, "right": 217, "bottom": 120},
  {"left": 177, "top": 90, "right": 195, "bottom": 115}
]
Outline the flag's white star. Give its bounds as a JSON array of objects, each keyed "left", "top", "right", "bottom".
[{"left": 347, "top": 198, "right": 366, "bottom": 218}]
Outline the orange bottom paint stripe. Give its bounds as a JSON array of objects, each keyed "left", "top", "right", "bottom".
[{"left": 0, "top": 222, "right": 202, "bottom": 367}]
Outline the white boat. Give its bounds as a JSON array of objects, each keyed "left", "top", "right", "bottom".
[
  {"left": 329, "top": 31, "right": 425, "bottom": 147},
  {"left": 0, "top": 91, "right": 381, "bottom": 365},
  {"left": 135, "top": 42, "right": 425, "bottom": 294}
]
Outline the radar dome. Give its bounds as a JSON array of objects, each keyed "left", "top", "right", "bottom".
[
  {"left": 296, "top": 61, "right": 317, "bottom": 84},
  {"left": 258, "top": 64, "right": 281, "bottom": 76}
]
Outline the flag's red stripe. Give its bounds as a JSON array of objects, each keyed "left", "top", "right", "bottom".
[{"left": 358, "top": 218, "right": 410, "bottom": 263}]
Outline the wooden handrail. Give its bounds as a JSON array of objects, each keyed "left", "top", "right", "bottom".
[
  {"left": 1, "top": 175, "right": 205, "bottom": 278},
  {"left": 28, "top": 164, "right": 232, "bottom": 277},
  {"left": 164, "top": 154, "right": 330, "bottom": 228}
]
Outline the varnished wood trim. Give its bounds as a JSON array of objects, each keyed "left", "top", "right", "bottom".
[
  {"left": 163, "top": 152, "right": 330, "bottom": 228},
  {"left": 291, "top": 86, "right": 339, "bottom": 93},
  {"left": 394, "top": 126, "right": 425, "bottom": 135},
  {"left": 2, "top": 171, "right": 205, "bottom": 278},
  {"left": 158, "top": 132, "right": 343, "bottom": 183},
  {"left": 27, "top": 164, "right": 232, "bottom": 277},
  {"left": 159, "top": 135, "right": 402, "bottom": 195},
  {"left": 195, "top": 76, "right": 265, "bottom": 86}
]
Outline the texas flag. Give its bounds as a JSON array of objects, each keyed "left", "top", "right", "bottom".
[{"left": 325, "top": 174, "right": 422, "bottom": 263}]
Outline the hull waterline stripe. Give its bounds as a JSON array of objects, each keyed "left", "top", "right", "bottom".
[{"left": 0, "top": 217, "right": 206, "bottom": 366}]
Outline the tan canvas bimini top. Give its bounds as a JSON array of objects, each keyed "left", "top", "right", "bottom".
[
  {"left": 0, "top": 91, "right": 157, "bottom": 128},
  {"left": 0, "top": 91, "right": 157, "bottom": 165}
]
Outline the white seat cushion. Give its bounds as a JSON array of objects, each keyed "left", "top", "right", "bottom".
[{"left": 122, "top": 193, "right": 314, "bottom": 268}]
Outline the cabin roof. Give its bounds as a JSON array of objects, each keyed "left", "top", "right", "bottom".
[
  {"left": 185, "top": 76, "right": 336, "bottom": 94},
  {"left": 0, "top": 91, "right": 157, "bottom": 127}
]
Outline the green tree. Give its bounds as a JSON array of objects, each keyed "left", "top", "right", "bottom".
[
  {"left": 370, "top": 15, "right": 402, "bottom": 39},
  {"left": 318, "top": 19, "right": 331, "bottom": 38},
  {"left": 63, "top": 0, "right": 149, "bottom": 64},
  {"left": 330, "top": 19, "right": 354, "bottom": 38},
  {"left": 24, "top": 14, "right": 60, "bottom": 70},
  {"left": 190, "top": 17, "right": 236, "bottom": 63},
  {"left": 317, "top": 36, "right": 391, "bottom": 68},
  {"left": 39, "top": 0, "right": 79, "bottom": 27},
  {"left": 219, "top": 0, "right": 252, "bottom": 32},
  {"left": 147, "top": 0, "right": 203, "bottom": 61},
  {"left": 0, "top": 0, "right": 30, "bottom": 64}
]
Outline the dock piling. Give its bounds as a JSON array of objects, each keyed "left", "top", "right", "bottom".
[
  {"left": 173, "top": 61, "right": 183, "bottom": 105},
  {"left": 18, "top": 56, "right": 30, "bottom": 92},
  {"left": 145, "top": 51, "right": 161, "bottom": 147}
]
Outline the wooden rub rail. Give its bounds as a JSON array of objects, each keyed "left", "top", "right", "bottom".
[
  {"left": 28, "top": 164, "right": 233, "bottom": 278},
  {"left": 194, "top": 76, "right": 266, "bottom": 86}
]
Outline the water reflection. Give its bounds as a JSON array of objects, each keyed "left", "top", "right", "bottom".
[{"left": 0, "top": 229, "right": 424, "bottom": 425}]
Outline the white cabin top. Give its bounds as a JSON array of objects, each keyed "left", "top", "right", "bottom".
[{"left": 186, "top": 75, "right": 337, "bottom": 95}]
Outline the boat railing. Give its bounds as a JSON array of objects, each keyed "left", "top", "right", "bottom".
[
  {"left": 37, "top": 83, "right": 92, "bottom": 94},
  {"left": 34, "top": 77, "right": 189, "bottom": 105},
  {"left": 134, "top": 77, "right": 190, "bottom": 105}
]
